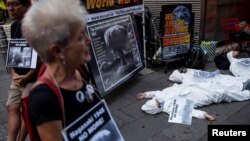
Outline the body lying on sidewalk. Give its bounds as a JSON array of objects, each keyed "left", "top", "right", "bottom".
[
  {"left": 137, "top": 70, "right": 250, "bottom": 121},
  {"left": 227, "top": 51, "right": 250, "bottom": 77}
]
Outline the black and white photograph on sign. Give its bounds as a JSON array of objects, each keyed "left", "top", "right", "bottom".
[
  {"left": 61, "top": 100, "right": 124, "bottom": 141},
  {"left": 89, "top": 120, "right": 124, "bottom": 141},
  {"left": 6, "top": 39, "right": 38, "bottom": 68},
  {"left": 87, "top": 14, "right": 143, "bottom": 96}
]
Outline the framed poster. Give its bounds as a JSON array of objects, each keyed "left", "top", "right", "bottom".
[
  {"left": 81, "top": 0, "right": 143, "bottom": 22},
  {"left": 86, "top": 14, "right": 144, "bottom": 97},
  {"left": 62, "top": 100, "right": 124, "bottom": 141},
  {"left": 6, "top": 39, "right": 38, "bottom": 68},
  {"left": 160, "top": 4, "right": 192, "bottom": 59}
]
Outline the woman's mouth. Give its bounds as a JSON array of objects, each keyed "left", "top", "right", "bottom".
[{"left": 84, "top": 50, "right": 90, "bottom": 55}]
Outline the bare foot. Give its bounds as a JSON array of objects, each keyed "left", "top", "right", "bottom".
[
  {"left": 136, "top": 93, "right": 146, "bottom": 100},
  {"left": 205, "top": 112, "right": 216, "bottom": 121}
]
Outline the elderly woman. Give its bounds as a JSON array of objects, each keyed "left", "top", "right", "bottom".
[{"left": 22, "top": 0, "right": 99, "bottom": 140}]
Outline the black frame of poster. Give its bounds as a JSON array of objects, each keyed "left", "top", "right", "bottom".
[{"left": 86, "top": 14, "right": 144, "bottom": 97}]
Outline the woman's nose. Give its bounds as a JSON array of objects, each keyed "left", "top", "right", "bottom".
[
  {"left": 85, "top": 35, "right": 91, "bottom": 44},
  {"left": 8, "top": 6, "right": 14, "bottom": 11}
]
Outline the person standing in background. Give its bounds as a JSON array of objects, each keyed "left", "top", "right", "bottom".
[
  {"left": 5, "top": 0, "right": 38, "bottom": 141},
  {"left": 22, "top": 0, "right": 99, "bottom": 140}
]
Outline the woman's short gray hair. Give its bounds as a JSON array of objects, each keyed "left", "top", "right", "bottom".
[{"left": 22, "top": 0, "right": 87, "bottom": 63}]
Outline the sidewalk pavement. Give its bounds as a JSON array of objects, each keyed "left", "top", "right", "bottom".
[
  {"left": 0, "top": 53, "right": 10, "bottom": 141},
  {"left": 0, "top": 53, "right": 250, "bottom": 141}
]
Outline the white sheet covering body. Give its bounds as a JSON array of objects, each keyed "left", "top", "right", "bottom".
[
  {"left": 227, "top": 51, "right": 250, "bottom": 77},
  {"left": 169, "top": 68, "right": 249, "bottom": 88},
  {"left": 142, "top": 83, "right": 250, "bottom": 119},
  {"left": 169, "top": 69, "right": 219, "bottom": 84}
]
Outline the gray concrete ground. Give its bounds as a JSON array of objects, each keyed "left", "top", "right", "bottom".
[
  {"left": 0, "top": 53, "right": 10, "bottom": 141},
  {"left": 0, "top": 52, "right": 250, "bottom": 141}
]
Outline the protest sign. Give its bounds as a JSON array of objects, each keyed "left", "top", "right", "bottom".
[
  {"left": 62, "top": 100, "right": 124, "bottom": 141},
  {"left": 160, "top": 4, "right": 192, "bottom": 59},
  {"left": 239, "top": 58, "right": 250, "bottom": 66},
  {"left": 86, "top": 14, "right": 144, "bottom": 97},
  {"left": 168, "top": 96, "right": 194, "bottom": 125},
  {"left": 194, "top": 70, "right": 220, "bottom": 78},
  {"left": 6, "top": 39, "right": 38, "bottom": 68}
]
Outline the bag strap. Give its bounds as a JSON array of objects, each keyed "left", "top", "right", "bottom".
[
  {"left": 22, "top": 76, "right": 66, "bottom": 141},
  {"left": 37, "top": 76, "right": 66, "bottom": 126},
  {"left": 36, "top": 66, "right": 101, "bottom": 126},
  {"left": 22, "top": 97, "right": 38, "bottom": 141},
  {"left": 37, "top": 64, "right": 47, "bottom": 79}
]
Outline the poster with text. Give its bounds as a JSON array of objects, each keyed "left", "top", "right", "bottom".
[
  {"left": 160, "top": 4, "right": 192, "bottom": 59},
  {"left": 62, "top": 100, "right": 124, "bottom": 141},
  {"left": 81, "top": 0, "right": 143, "bottom": 22},
  {"left": 168, "top": 96, "right": 194, "bottom": 125},
  {"left": 87, "top": 14, "right": 144, "bottom": 97},
  {"left": 6, "top": 39, "right": 38, "bottom": 69}
]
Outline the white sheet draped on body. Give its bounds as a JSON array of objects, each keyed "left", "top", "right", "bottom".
[
  {"left": 142, "top": 82, "right": 250, "bottom": 119},
  {"left": 141, "top": 68, "right": 250, "bottom": 120},
  {"left": 227, "top": 51, "right": 250, "bottom": 77},
  {"left": 169, "top": 68, "right": 249, "bottom": 85}
]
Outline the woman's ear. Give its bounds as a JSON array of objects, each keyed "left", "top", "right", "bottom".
[{"left": 49, "top": 44, "right": 63, "bottom": 58}]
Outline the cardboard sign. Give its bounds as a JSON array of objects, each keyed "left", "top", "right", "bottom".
[
  {"left": 6, "top": 39, "right": 38, "bottom": 69},
  {"left": 61, "top": 100, "right": 124, "bottom": 141},
  {"left": 168, "top": 96, "right": 194, "bottom": 125}
]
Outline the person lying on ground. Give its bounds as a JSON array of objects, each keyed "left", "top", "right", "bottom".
[
  {"left": 136, "top": 81, "right": 250, "bottom": 121},
  {"left": 227, "top": 51, "right": 250, "bottom": 77},
  {"left": 169, "top": 67, "right": 249, "bottom": 86}
]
